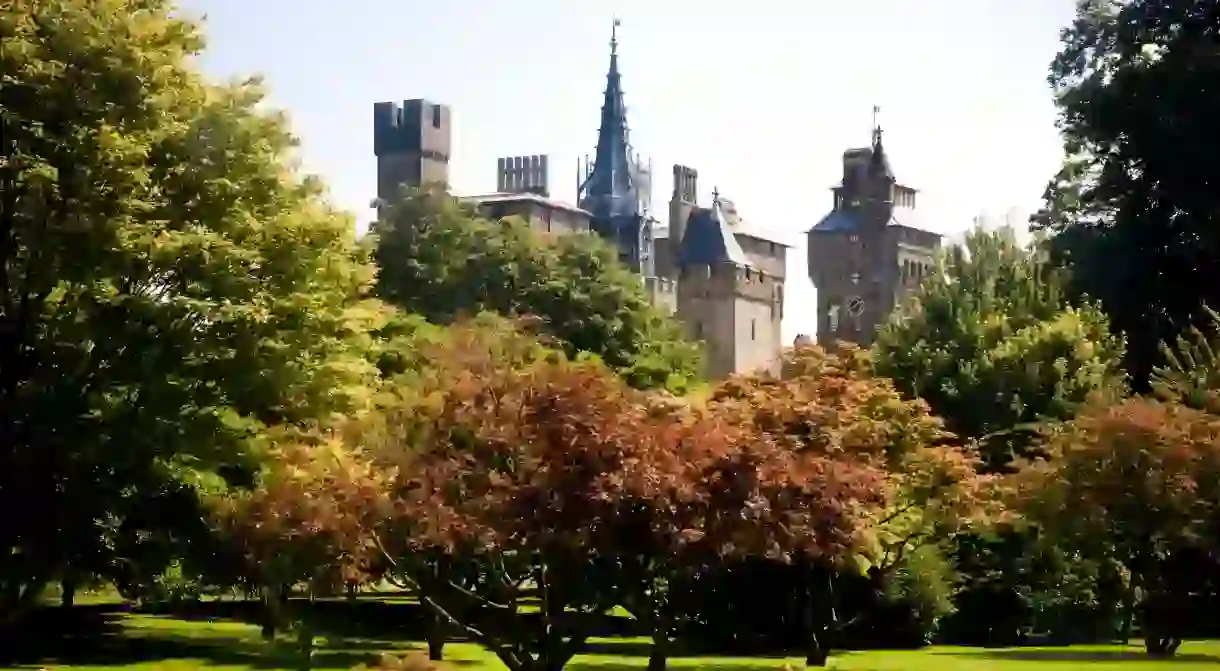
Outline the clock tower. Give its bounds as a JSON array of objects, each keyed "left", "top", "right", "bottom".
[{"left": 807, "top": 117, "right": 940, "bottom": 346}]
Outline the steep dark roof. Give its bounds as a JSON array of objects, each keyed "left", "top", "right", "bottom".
[
  {"left": 577, "top": 22, "right": 638, "bottom": 221},
  {"left": 679, "top": 198, "right": 752, "bottom": 267}
]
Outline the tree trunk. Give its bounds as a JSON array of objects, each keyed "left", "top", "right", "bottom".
[
  {"left": 1118, "top": 576, "right": 1137, "bottom": 644},
  {"left": 801, "top": 563, "right": 828, "bottom": 667},
  {"left": 427, "top": 609, "right": 446, "bottom": 662},
  {"left": 647, "top": 631, "right": 668, "bottom": 671},
  {"left": 260, "top": 584, "right": 284, "bottom": 641},
  {"left": 296, "top": 617, "right": 314, "bottom": 670},
  {"left": 804, "top": 631, "right": 828, "bottom": 667},
  {"left": 61, "top": 577, "right": 77, "bottom": 608},
  {"left": 295, "top": 590, "right": 316, "bottom": 671}
]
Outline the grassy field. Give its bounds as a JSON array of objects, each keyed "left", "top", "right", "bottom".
[{"left": 5, "top": 610, "right": 1220, "bottom": 671}]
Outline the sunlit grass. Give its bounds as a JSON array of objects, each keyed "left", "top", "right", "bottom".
[{"left": 11, "top": 609, "right": 1220, "bottom": 670}]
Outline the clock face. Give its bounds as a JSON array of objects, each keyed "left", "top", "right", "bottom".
[{"left": 847, "top": 296, "right": 865, "bottom": 316}]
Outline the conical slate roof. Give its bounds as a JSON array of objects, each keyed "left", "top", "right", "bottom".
[{"left": 678, "top": 194, "right": 752, "bottom": 267}]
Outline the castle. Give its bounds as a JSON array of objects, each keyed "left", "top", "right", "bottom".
[
  {"left": 806, "top": 124, "right": 942, "bottom": 346},
  {"left": 373, "top": 23, "right": 938, "bottom": 377}
]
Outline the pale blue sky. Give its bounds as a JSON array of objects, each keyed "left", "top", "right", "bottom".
[{"left": 178, "top": 0, "right": 1076, "bottom": 341}]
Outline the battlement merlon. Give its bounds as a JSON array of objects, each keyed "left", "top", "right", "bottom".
[{"left": 373, "top": 99, "right": 452, "bottom": 159}]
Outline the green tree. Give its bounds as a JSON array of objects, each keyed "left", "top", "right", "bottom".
[
  {"left": 874, "top": 224, "right": 1126, "bottom": 471},
  {"left": 874, "top": 225, "right": 1128, "bottom": 645},
  {"left": 1031, "top": 0, "right": 1220, "bottom": 390},
  {"left": 370, "top": 186, "right": 702, "bottom": 393},
  {"left": 0, "top": 0, "right": 376, "bottom": 621}
]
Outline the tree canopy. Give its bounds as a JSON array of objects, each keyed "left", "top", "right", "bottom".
[
  {"left": 0, "top": 0, "right": 377, "bottom": 616},
  {"left": 873, "top": 225, "right": 1126, "bottom": 470},
  {"left": 1031, "top": 0, "right": 1220, "bottom": 389},
  {"left": 1018, "top": 397, "right": 1220, "bottom": 656},
  {"left": 370, "top": 186, "right": 702, "bottom": 393}
]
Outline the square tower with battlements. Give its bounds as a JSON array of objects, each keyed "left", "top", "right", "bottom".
[
  {"left": 373, "top": 99, "right": 452, "bottom": 202},
  {"left": 807, "top": 124, "right": 940, "bottom": 347},
  {"left": 665, "top": 169, "right": 789, "bottom": 379}
]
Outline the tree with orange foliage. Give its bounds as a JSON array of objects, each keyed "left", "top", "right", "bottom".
[
  {"left": 368, "top": 330, "right": 951, "bottom": 670},
  {"left": 217, "top": 327, "right": 989, "bottom": 670},
  {"left": 212, "top": 433, "right": 391, "bottom": 661},
  {"left": 701, "top": 342, "right": 996, "bottom": 665},
  {"left": 1020, "top": 398, "right": 1220, "bottom": 657}
]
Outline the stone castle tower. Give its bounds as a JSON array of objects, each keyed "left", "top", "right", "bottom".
[
  {"left": 660, "top": 181, "right": 787, "bottom": 378},
  {"left": 807, "top": 123, "right": 940, "bottom": 346},
  {"left": 372, "top": 22, "right": 789, "bottom": 380},
  {"left": 373, "top": 99, "right": 452, "bottom": 201},
  {"left": 575, "top": 20, "right": 657, "bottom": 278}
]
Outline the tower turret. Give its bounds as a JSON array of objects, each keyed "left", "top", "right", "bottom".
[{"left": 577, "top": 20, "right": 653, "bottom": 274}]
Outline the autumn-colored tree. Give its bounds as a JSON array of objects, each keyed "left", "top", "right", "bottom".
[
  {"left": 213, "top": 433, "right": 391, "bottom": 661},
  {"left": 1019, "top": 398, "right": 1220, "bottom": 657},
  {"left": 705, "top": 342, "right": 996, "bottom": 664},
  {"left": 713, "top": 343, "right": 998, "bottom": 568}
]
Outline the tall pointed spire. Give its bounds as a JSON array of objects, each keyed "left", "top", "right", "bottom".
[
  {"left": 578, "top": 18, "right": 638, "bottom": 220},
  {"left": 868, "top": 105, "right": 894, "bottom": 179}
]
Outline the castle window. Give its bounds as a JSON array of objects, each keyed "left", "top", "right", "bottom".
[
  {"left": 851, "top": 272, "right": 861, "bottom": 285},
  {"left": 849, "top": 234, "right": 859, "bottom": 243},
  {"left": 751, "top": 319, "right": 756, "bottom": 341},
  {"left": 828, "top": 304, "right": 840, "bottom": 332},
  {"left": 431, "top": 105, "right": 442, "bottom": 128},
  {"left": 695, "top": 321, "right": 703, "bottom": 337}
]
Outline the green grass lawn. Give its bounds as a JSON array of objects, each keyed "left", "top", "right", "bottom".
[{"left": 7, "top": 611, "right": 1220, "bottom": 670}]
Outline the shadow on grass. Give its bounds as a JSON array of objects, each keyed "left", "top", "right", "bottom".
[
  {"left": 936, "top": 648, "right": 1220, "bottom": 664},
  {"left": 0, "top": 606, "right": 482, "bottom": 670}
]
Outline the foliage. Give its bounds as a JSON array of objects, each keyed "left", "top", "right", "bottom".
[
  {"left": 875, "top": 224, "right": 1126, "bottom": 471},
  {"left": 703, "top": 343, "right": 996, "bottom": 664},
  {"left": 885, "top": 545, "right": 958, "bottom": 642},
  {"left": 370, "top": 186, "right": 702, "bottom": 393},
  {"left": 1019, "top": 398, "right": 1220, "bottom": 655},
  {"left": 0, "top": 0, "right": 378, "bottom": 620},
  {"left": 714, "top": 342, "right": 999, "bottom": 569},
  {"left": 212, "top": 435, "right": 391, "bottom": 596},
  {"left": 1152, "top": 306, "right": 1220, "bottom": 415},
  {"left": 223, "top": 334, "right": 969, "bottom": 669},
  {"left": 1031, "top": 0, "right": 1220, "bottom": 390}
]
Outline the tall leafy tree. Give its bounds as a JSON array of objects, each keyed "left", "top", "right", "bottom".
[
  {"left": 0, "top": 0, "right": 376, "bottom": 619},
  {"left": 371, "top": 186, "right": 703, "bottom": 393},
  {"left": 1019, "top": 398, "right": 1220, "bottom": 657},
  {"left": 874, "top": 225, "right": 1126, "bottom": 471},
  {"left": 874, "top": 225, "right": 1127, "bottom": 644},
  {"left": 1031, "top": 0, "right": 1220, "bottom": 389}
]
